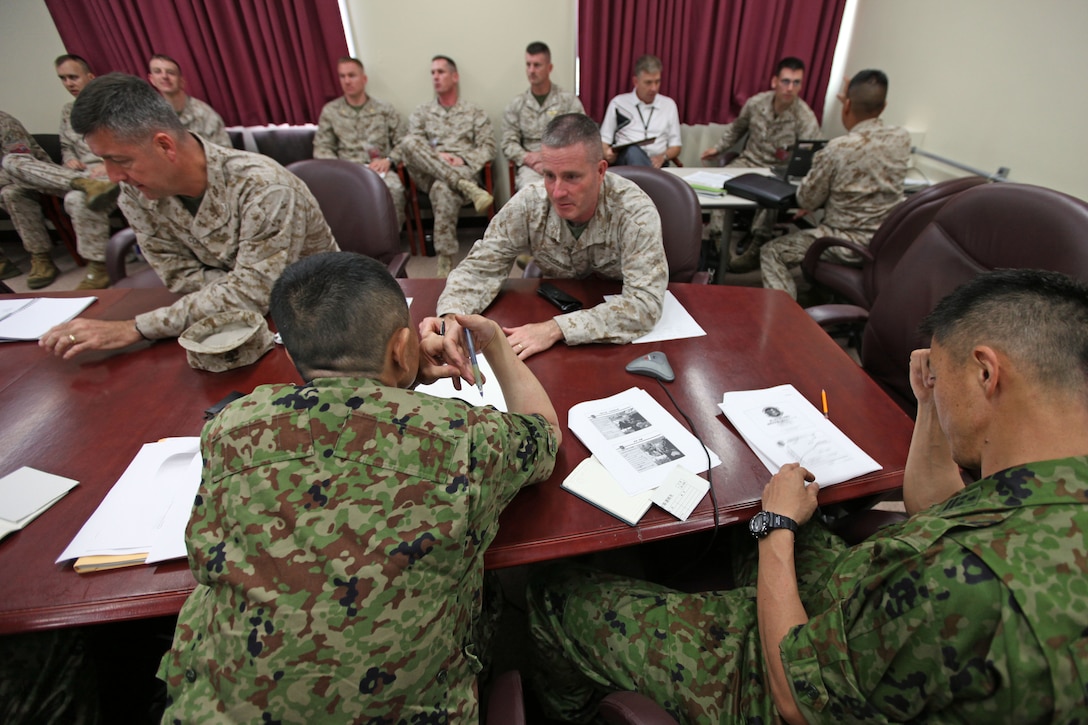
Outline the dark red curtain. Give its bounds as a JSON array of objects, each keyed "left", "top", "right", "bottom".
[
  {"left": 43, "top": 0, "right": 349, "bottom": 126},
  {"left": 578, "top": 0, "right": 847, "bottom": 126}
]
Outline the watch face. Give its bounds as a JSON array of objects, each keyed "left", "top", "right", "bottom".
[{"left": 749, "top": 511, "right": 767, "bottom": 537}]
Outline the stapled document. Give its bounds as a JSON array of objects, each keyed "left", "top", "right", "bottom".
[
  {"left": 718, "top": 384, "right": 880, "bottom": 486},
  {"left": 569, "top": 387, "right": 720, "bottom": 495}
]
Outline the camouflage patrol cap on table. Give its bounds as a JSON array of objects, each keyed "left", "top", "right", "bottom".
[{"left": 177, "top": 310, "right": 274, "bottom": 372}]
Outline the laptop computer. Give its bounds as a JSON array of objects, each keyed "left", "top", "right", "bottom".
[{"left": 772, "top": 139, "right": 828, "bottom": 180}]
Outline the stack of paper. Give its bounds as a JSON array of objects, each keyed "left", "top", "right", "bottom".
[
  {"left": 0, "top": 467, "right": 79, "bottom": 542},
  {"left": 57, "top": 437, "right": 203, "bottom": 572},
  {"left": 682, "top": 170, "right": 730, "bottom": 196},
  {"left": 0, "top": 297, "right": 97, "bottom": 341},
  {"left": 718, "top": 384, "right": 881, "bottom": 486},
  {"left": 563, "top": 388, "right": 720, "bottom": 525}
]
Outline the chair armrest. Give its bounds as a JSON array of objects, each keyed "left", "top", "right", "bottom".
[
  {"left": 106, "top": 228, "right": 138, "bottom": 284},
  {"left": 800, "top": 236, "right": 874, "bottom": 278},
  {"left": 805, "top": 303, "right": 869, "bottom": 328},
  {"left": 600, "top": 691, "right": 679, "bottom": 725},
  {"left": 486, "top": 671, "right": 526, "bottom": 725},
  {"left": 386, "top": 252, "right": 409, "bottom": 279}
]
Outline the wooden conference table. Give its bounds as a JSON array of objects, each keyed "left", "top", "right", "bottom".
[{"left": 0, "top": 279, "right": 913, "bottom": 634}]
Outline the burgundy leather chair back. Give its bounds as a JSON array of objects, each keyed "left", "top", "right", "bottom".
[
  {"left": 287, "top": 159, "right": 407, "bottom": 276},
  {"left": 607, "top": 166, "right": 703, "bottom": 283},
  {"left": 807, "top": 176, "right": 988, "bottom": 309},
  {"left": 862, "top": 182, "right": 1088, "bottom": 411}
]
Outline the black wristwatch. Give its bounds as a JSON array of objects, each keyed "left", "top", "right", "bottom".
[{"left": 749, "top": 510, "right": 798, "bottom": 539}]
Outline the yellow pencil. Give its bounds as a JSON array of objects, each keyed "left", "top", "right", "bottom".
[{"left": 821, "top": 389, "right": 829, "bottom": 418}]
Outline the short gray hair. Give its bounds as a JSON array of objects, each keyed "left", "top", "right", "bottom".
[
  {"left": 70, "top": 72, "right": 184, "bottom": 142},
  {"left": 633, "top": 54, "right": 662, "bottom": 76},
  {"left": 541, "top": 113, "right": 603, "bottom": 162}
]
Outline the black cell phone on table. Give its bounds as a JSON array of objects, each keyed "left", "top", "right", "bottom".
[{"left": 537, "top": 283, "right": 583, "bottom": 313}]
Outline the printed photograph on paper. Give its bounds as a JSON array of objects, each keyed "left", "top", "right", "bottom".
[
  {"left": 618, "top": 435, "right": 684, "bottom": 472},
  {"left": 590, "top": 408, "right": 651, "bottom": 440}
]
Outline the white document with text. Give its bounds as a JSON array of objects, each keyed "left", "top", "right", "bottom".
[{"left": 718, "top": 384, "right": 880, "bottom": 486}]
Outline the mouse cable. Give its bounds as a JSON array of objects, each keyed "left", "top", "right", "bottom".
[{"left": 656, "top": 377, "right": 720, "bottom": 563}]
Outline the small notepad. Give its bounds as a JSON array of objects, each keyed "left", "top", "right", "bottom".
[
  {"left": 0, "top": 467, "right": 79, "bottom": 542},
  {"left": 561, "top": 456, "right": 654, "bottom": 526}
]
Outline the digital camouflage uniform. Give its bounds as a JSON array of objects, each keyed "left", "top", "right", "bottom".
[
  {"left": 761, "top": 117, "right": 910, "bottom": 298},
  {"left": 176, "top": 96, "right": 231, "bottom": 148},
  {"left": 529, "top": 456, "right": 1088, "bottom": 723},
  {"left": 314, "top": 94, "right": 407, "bottom": 229},
  {"left": 707, "top": 91, "right": 821, "bottom": 242},
  {"left": 437, "top": 173, "right": 667, "bottom": 345},
  {"left": 0, "top": 111, "right": 58, "bottom": 257},
  {"left": 710, "top": 90, "right": 821, "bottom": 168},
  {"left": 501, "top": 85, "right": 584, "bottom": 189},
  {"left": 393, "top": 98, "right": 496, "bottom": 257},
  {"left": 122, "top": 139, "right": 337, "bottom": 339},
  {"left": 159, "top": 376, "right": 558, "bottom": 724},
  {"left": 0, "top": 105, "right": 110, "bottom": 262}
]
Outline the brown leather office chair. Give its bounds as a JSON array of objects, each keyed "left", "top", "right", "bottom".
[
  {"left": 250, "top": 126, "right": 317, "bottom": 167},
  {"left": 402, "top": 161, "right": 495, "bottom": 256},
  {"left": 817, "top": 182, "right": 1088, "bottom": 414},
  {"left": 802, "top": 176, "right": 988, "bottom": 314},
  {"left": 287, "top": 159, "right": 408, "bottom": 278},
  {"left": 524, "top": 166, "right": 707, "bottom": 283}
]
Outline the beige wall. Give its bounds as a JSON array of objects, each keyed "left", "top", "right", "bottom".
[
  {"left": 831, "top": 0, "right": 1087, "bottom": 200},
  {"left": 344, "top": 0, "right": 577, "bottom": 200},
  {"left": 0, "top": 0, "right": 72, "bottom": 131}
]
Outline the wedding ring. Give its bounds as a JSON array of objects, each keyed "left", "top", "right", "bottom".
[{"left": 68, "top": 334, "right": 77, "bottom": 343}]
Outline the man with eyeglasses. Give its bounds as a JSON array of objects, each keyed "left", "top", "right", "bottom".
[{"left": 702, "top": 57, "right": 820, "bottom": 168}]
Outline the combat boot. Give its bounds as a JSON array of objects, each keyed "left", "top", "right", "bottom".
[
  {"left": 70, "top": 177, "right": 120, "bottom": 212},
  {"left": 435, "top": 254, "right": 454, "bottom": 278},
  {"left": 26, "top": 253, "right": 59, "bottom": 289},
  {"left": 455, "top": 179, "right": 493, "bottom": 214},
  {"left": 0, "top": 252, "right": 19, "bottom": 280},
  {"left": 75, "top": 261, "right": 110, "bottom": 290}
]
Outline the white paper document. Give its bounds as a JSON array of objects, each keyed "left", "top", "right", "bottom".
[
  {"left": 718, "top": 384, "right": 881, "bottom": 486},
  {"left": 57, "top": 437, "right": 203, "bottom": 564},
  {"left": 0, "top": 467, "right": 79, "bottom": 542},
  {"left": 605, "top": 291, "right": 706, "bottom": 343},
  {"left": 0, "top": 296, "right": 97, "bottom": 341},
  {"left": 569, "top": 387, "right": 721, "bottom": 495},
  {"left": 414, "top": 354, "right": 508, "bottom": 411},
  {"left": 651, "top": 466, "right": 710, "bottom": 521}
]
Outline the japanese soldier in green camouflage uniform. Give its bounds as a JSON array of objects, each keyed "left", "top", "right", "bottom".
[
  {"left": 158, "top": 251, "right": 560, "bottom": 723},
  {"left": 529, "top": 268, "right": 1088, "bottom": 723}
]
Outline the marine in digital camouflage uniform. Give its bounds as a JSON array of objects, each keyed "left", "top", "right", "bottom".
[
  {"left": 38, "top": 73, "right": 336, "bottom": 359},
  {"left": 119, "top": 137, "right": 337, "bottom": 339},
  {"left": 0, "top": 55, "right": 117, "bottom": 288},
  {"left": 159, "top": 251, "right": 560, "bottom": 724},
  {"left": 314, "top": 58, "right": 407, "bottom": 230},
  {"left": 503, "top": 41, "right": 584, "bottom": 190},
  {"left": 0, "top": 111, "right": 60, "bottom": 277},
  {"left": 393, "top": 56, "right": 496, "bottom": 269},
  {"left": 701, "top": 57, "right": 821, "bottom": 169},
  {"left": 761, "top": 70, "right": 910, "bottom": 299},
  {"left": 701, "top": 58, "right": 818, "bottom": 260},
  {"left": 148, "top": 54, "right": 231, "bottom": 147},
  {"left": 529, "top": 268, "right": 1088, "bottom": 723},
  {"left": 435, "top": 114, "right": 667, "bottom": 358}
]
